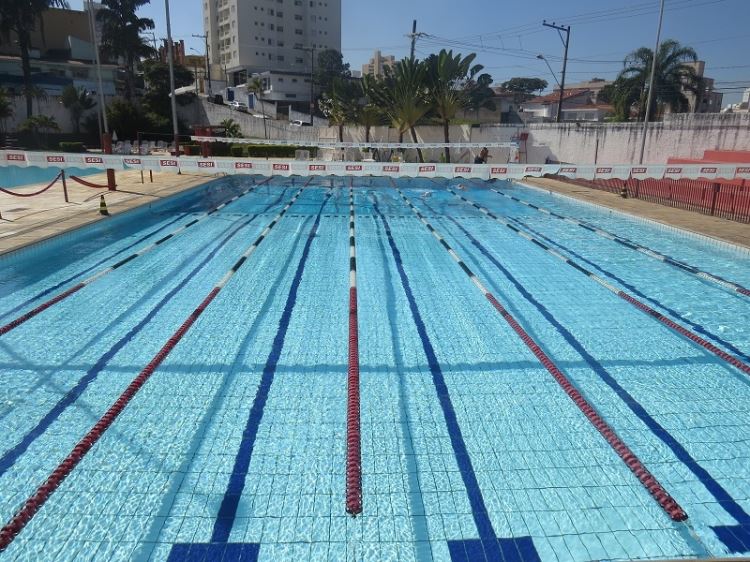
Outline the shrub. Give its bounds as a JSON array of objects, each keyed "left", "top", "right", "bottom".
[
  {"left": 208, "top": 141, "right": 232, "bottom": 157},
  {"left": 245, "top": 145, "right": 317, "bottom": 158},
  {"left": 230, "top": 145, "right": 245, "bottom": 157},
  {"left": 59, "top": 141, "right": 86, "bottom": 153},
  {"left": 182, "top": 143, "right": 200, "bottom": 156}
]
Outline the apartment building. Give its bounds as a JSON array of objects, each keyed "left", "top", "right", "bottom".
[{"left": 204, "top": 0, "right": 341, "bottom": 98}]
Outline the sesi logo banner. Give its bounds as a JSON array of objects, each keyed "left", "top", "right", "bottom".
[
  {"left": 631, "top": 167, "right": 647, "bottom": 174},
  {"left": 454, "top": 166, "right": 471, "bottom": 173},
  {"left": 46, "top": 155, "right": 65, "bottom": 163},
  {"left": 700, "top": 167, "right": 717, "bottom": 174},
  {"left": 234, "top": 162, "right": 253, "bottom": 169},
  {"left": 736, "top": 167, "right": 750, "bottom": 174},
  {"left": 197, "top": 161, "right": 216, "bottom": 168},
  {"left": 491, "top": 167, "right": 508, "bottom": 174},
  {"left": 85, "top": 156, "right": 104, "bottom": 164},
  {"left": 525, "top": 166, "right": 542, "bottom": 173},
  {"left": 419, "top": 165, "right": 436, "bottom": 172},
  {"left": 382, "top": 165, "right": 400, "bottom": 172},
  {"left": 559, "top": 167, "right": 577, "bottom": 173},
  {"left": 346, "top": 165, "right": 363, "bottom": 171},
  {"left": 7, "top": 153, "right": 26, "bottom": 161},
  {"left": 596, "top": 167, "right": 613, "bottom": 174},
  {"left": 665, "top": 167, "right": 682, "bottom": 174},
  {"left": 309, "top": 164, "right": 326, "bottom": 171},
  {"left": 123, "top": 158, "right": 141, "bottom": 165},
  {"left": 273, "top": 163, "right": 290, "bottom": 171},
  {"left": 160, "top": 160, "right": 178, "bottom": 167}
]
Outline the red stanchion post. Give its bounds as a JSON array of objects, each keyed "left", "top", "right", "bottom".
[
  {"left": 61, "top": 170, "right": 69, "bottom": 203},
  {"left": 102, "top": 132, "right": 117, "bottom": 191}
]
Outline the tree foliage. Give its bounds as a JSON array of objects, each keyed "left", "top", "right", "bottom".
[
  {"left": 220, "top": 118, "right": 242, "bottom": 138},
  {"left": 0, "top": 0, "right": 69, "bottom": 118},
  {"left": 19, "top": 114, "right": 59, "bottom": 147},
  {"left": 61, "top": 85, "right": 96, "bottom": 134},
  {"left": 613, "top": 39, "right": 700, "bottom": 121},
  {"left": 97, "top": 0, "right": 156, "bottom": 99},
  {"left": 0, "top": 88, "right": 14, "bottom": 133},
  {"left": 319, "top": 78, "right": 360, "bottom": 142},
  {"left": 499, "top": 77, "right": 548, "bottom": 101},
  {"left": 314, "top": 49, "right": 351, "bottom": 97}
]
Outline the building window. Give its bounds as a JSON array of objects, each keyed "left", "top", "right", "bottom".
[
  {"left": 277, "top": 25, "right": 284, "bottom": 31},
  {"left": 278, "top": 55, "right": 284, "bottom": 61},
  {"left": 295, "top": 29, "right": 303, "bottom": 35},
  {"left": 295, "top": 14, "right": 303, "bottom": 20},
  {"left": 295, "top": 57, "right": 304, "bottom": 64},
  {"left": 286, "top": 93, "right": 297, "bottom": 98},
  {"left": 292, "top": 78, "right": 298, "bottom": 83},
  {"left": 278, "top": 77, "right": 284, "bottom": 82}
]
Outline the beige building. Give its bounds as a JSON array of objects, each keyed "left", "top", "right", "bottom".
[
  {"left": 361, "top": 50, "right": 395, "bottom": 77},
  {"left": 682, "top": 61, "right": 723, "bottom": 114},
  {"left": 204, "top": 0, "right": 341, "bottom": 93}
]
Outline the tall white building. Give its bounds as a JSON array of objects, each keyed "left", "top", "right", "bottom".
[{"left": 204, "top": 0, "right": 341, "bottom": 99}]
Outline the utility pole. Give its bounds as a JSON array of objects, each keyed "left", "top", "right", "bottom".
[
  {"left": 165, "top": 0, "right": 180, "bottom": 155},
  {"left": 639, "top": 0, "right": 665, "bottom": 164},
  {"left": 542, "top": 21, "right": 570, "bottom": 124},
  {"left": 295, "top": 46, "right": 316, "bottom": 124},
  {"left": 192, "top": 33, "right": 212, "bottom": 95},
  {"left": 407, "top": 20, "right": 426, "bottom": 61}
]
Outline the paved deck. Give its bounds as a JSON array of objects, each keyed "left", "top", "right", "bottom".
[
  {"left": 0, "top": 170, "right": 214, "bottom": 256},
  {"left": 522, "top": 177, "right": 750, "bottom": 250}
]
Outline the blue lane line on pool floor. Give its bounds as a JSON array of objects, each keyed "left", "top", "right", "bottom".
[
  {"left": 505, "top": 216, "right": 750, "bottom": 365},
  {"left": 372, "top": 196, "right": 540, "bottom": 562},
  {"left": 168, "top": 192, "right": 331, "bottom": 562},
  {"left": 0, "top": 213, "right": 188, "bottom": 322},
  {"left": 431, "top": 202, "right": 750, "bottom": 555},
  {"left": 0, "top": 189, "right": 291, "bottom": 478}
]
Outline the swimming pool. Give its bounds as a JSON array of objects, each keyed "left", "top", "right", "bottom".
[
  {"left": 0, "top": 166, "right": 97, "bottom": 189},
  {"left": 0, "top": 175, "right": 749, "bottom": 561}
]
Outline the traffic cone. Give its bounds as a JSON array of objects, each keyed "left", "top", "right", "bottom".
[{"left": 99, "top": 194, "right": 110, "bottom": 216}]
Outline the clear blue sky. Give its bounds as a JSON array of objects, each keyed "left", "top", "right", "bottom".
[{"left": 71, "top": 0, "right": 750, "bottom": 104}]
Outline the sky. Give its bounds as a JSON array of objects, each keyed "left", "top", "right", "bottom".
[{"left": 70, "top": 0, "right": 750, "bottom": 105}]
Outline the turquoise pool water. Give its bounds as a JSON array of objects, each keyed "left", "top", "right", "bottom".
[
  {"left": 0, "top": 166, "right": 96, "bottom": 189},
  {"left": 0, "top": 175, "right": 749, "bottom": 561}
]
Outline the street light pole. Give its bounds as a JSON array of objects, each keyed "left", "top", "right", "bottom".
[
  {"left": 295, "top": 46, "right": 316, "bottom": 124},
  {"left": 543, "top": 21, "right": 570, "bottom": 124},
  {"left": 536, "top": 54, "right": 560, "bottom": 88},
  {"left": 192, "top": 33, "right": 212, "bottom": 95},
  {"left": 639, "top": 0, "right": 665, "bottom": 164},
  {"left": 165, "top": 0, "right": 180, "bottom": 155}
]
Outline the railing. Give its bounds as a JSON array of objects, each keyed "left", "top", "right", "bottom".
[{"left": 561, "top": 176, "right": 750, "bottom": 223}]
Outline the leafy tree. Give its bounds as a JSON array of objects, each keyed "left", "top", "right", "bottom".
[
  {"left": 0, "top": 88, "right": 13, "bottom": 133},
  {"left": 141, "top": 59, "right": 194, "bottom": 132},
  {"left": 615, "top": 39, "right": 700, "bottom": 121},
  {"left": 0, "top": 0, "right": 69, "bottom": 118},
  {"left": 363, "top": 59, "right": 430, "bottom": 162},
  {"left": 220, "top": 118, "right": 242, "bottom": 138},
  {"left": 425, "top": 49, "right": 494, "bottom": 162},
  {"left": 97, "top": 0, "right": 156, "bottom": 100},
  {"left": 105, "top": 98, "right": 148, "bottom": 140},
  {"left": 314, "top": 49, "right": 351, "bottom": 97},
  {"left": 358, "top": 103, "right": 384, "bottom": 144},
  {"left": 499, "top": 77, "right": 548, "bottom": 102},
  {"left": 319, "top": 78, "right": 360, "bottom": 142},
  {"left": 61, "top": 85, "right": 96, "bottom": 133},
  {"left": 20, "top": 114, "right": 59, "bottom": 147}
]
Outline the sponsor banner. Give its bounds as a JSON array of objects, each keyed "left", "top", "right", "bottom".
[
  {"left": 417, "top": 164, "right": 437, "bottom": 177},
  {"left": 663, "top": 166, "right": 684, "bottom": 179},
  {"left": 735, "top": 166, "right": 750, "bottom": 179}
]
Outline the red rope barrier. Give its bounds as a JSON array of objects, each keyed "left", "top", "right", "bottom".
[
  {"left": 0, "top": 172, "right": 63, "bottom": 198},
  {"left": 68, "top": 175, "right": 109, "bottom": 189}
]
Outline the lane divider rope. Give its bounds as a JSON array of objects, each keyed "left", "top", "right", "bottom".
[
  {"left": 0, "top": 177, "right": 272, "bottom": 337},
  {"left": 394, "top": 185, "right": 688, "bottom": 523},
  {"left": 345, "top": 182, "right": 362, "bottom": 515},
  {"left": 447, "top": 187, "right": 750, "bottom": 378},
  {"left": 484, "top": 182, "right": 750, "bottom": 298},
  {"left": 0, "top": 185, "right": 306, "bottom": 552}
]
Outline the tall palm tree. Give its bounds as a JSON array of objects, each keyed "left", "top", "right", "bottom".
[
  {"left": 20, "top": 114, "right": 59, "bottom": 147},
  {"left": 425, "top": 50, "right": 490, "bottom": 163},
  {"left": 0, "top": 88, "right": 14, "bottom": 134},
  {"left": 364, "top": 59, "right": 430, "bottom": 162},
  {"left": 616, "top": 39, "right": 700, "bottom": 121},
  {"left": 61, "top": 85, "right": 96, "bottom": 133},
  {"left": 97, "top": 0, "right": 156, "bottom": 100},
  {"left": 247, "top": 76, "right": 267, "bottom": 139},
  {"left": 0, "top": 0, "right": 69, "bottom": 118}
]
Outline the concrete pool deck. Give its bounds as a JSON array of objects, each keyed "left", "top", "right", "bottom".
[
  {"left": 0, "top": 169, "right": 213, "bottom": 256},
  {"left": 522, "top": 177, "right": 750, "bottom": 250}
]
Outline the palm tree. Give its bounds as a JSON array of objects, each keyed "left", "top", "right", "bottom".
[
  {"left": 0, "top": 88, "right": 14, "bottom": 134},
  {"left": 616, "top": 39, "right": 700, "bottom": 121},
  {"left": 358, "top": 103, "right": 383, "bottom": 144},
  {"left": 425, "top": 50, "right": 491, "bottom": 163},
  {"left": 363, "top": 59, "right": 430, "bottom": 162},
  {"left": 319, "top": 78, "right": 359, "bottom": 142},
  {"left": 97, "top": 0, "right": 156, "bottom": 100},
  {"left": 61, "top": 85, "right": 96, "bottom": 133},
  {"left": 20, "top": 114, "right": 59, "bottom": 147},
  {"left": 0, "top": 0, "right": 69, "bottom": 118},
  {"left": 247, "top": 76, "right": 267, "bottom": 139},
  {"left": 220, "top": 118, "right": 242, "bottom": 138}
]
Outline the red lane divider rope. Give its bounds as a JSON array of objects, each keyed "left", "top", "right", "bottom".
[
  {"left": 345, "top": 186, "right": 362, "bottom": 515},
  {"left": 0, "top": 172, "right": 63, "bottom": 198},
  {"left": 0, "top": 177, "right": 271, "bottom": 337},
  {"left": 394, "top": 187, "right": 689, "bottom": 523},
  {"left": 446, "top": 187, "right": 750, "bottom": 379},
  {"left": 68, "top": 175, "right": 109, "bottom": 189},
  {"left": 0, "top": 186, "right": 306, "bottom": 552}
]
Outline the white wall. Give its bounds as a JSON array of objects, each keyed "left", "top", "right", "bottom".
[{"left": 0, "top": 95, "right": 104, "bottom": 134}]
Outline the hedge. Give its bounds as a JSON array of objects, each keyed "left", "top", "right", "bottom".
[
  {"left": 58, "top": 142, "right": 86, "bottom": 153},
  {"left": 244, "top": 145, "right": 318, "bottom": 158}
]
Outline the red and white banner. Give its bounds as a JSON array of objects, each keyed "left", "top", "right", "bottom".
[{"left": 3, "top": 151, "right": 750, "bottom": 181}]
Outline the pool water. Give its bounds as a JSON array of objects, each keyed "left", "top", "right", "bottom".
[
  {"left": 0, "top": 166, "right": 97, "bottom": 189},
  {"left": 0, "top": 176, "right": 749, "bottom": 561}
]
